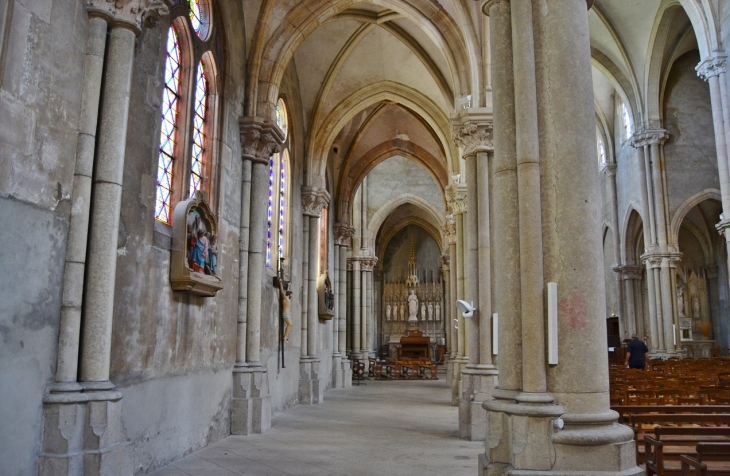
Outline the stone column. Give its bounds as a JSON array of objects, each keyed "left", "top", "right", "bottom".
[
  {"left": 301, "top": 217, "right": 309, "bottom": 357},
  {"left": 236, "top": 154, "right": 252, "bottom": 365},
  {"left": 41, "top": 3, "right": 170, "bottom": 475},
  {"left": 346, "top": 260, "right": 353, "bottom": 356},
  {"left": 52, "top": 15, "right": 108, "bottom": 394},
  {"left": 604, "top": 163, "right": 626, "bottom": 338},
  {"left": 350, "top": 258, "right": 362, "bottom": 359},
  {"left": 232, "top": 118, "right": 283, "bottom": 435},
  {"left": 443, "top": 218, "right": 459, "bottom": 405},
  {"left": 453, "top": 112, "right": 498, "bottom": 441},
  {"left": 481, "top": 0, "right": 639, "bottom": 473},
  {"left": 440, "top": 254, "right": 451, "bottom": 359},
  {"left": 697, "top": 56, "right": 730, "bottom": 324},
  {"left": 332, "top": 242, "right": 342, "bottom": 387},
  {"left": 620, "top": 266, "right": 644, "bottom": 338},
  {"left": 362, "top": 257, "right": 377, "bottom": 359},
  {"left": 335, "top": 223, "right": 354, "bottom": 386},
  {"left": 532, "top": 0, "right": 636, "bottom": 472},
  {"left": 299, "top": 187, "right": 329, "bottom": 404}
]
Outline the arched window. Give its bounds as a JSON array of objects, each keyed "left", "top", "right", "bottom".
[
  {"left": 154, "top": 1, "right": 219, "bottom": 224},
  {"left": 267, "top": 99, "right": 290, "bottom": 268},
  {"left": 597, "top": 135, "right": 606, "bottom": 166},
  {"left": 621, "top": 103, "right": 633, "bottom": 140}
]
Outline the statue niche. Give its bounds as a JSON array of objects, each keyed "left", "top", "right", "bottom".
[{"left": 170, "top": 191, "right": 224, "bottom": 296}]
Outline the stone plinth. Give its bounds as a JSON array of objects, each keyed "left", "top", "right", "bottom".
[
  {"left": 459, "top": 368, "right": 498, "bottom": 440},
  {"left": 332, "top": 354, "right": 343, "bottom": 388},
  {"left": 231, "top": 367, "right": 271, "bottom": 435},
  {"left": 39, "top": 391, "right": 133, "bottom": 476},
  {"left": 299, "top": 358, "right": 325, "bottom": 404},
  {"left": 341, "top": 359, "right": 352, "bottom": 388}
]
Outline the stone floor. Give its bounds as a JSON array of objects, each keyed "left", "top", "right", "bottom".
[{"left": 149, "top": 372, "right": 482, "bottom": 476}]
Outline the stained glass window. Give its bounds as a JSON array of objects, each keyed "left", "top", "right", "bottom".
[
  {"left": 155, "top": 26, "right": 182, "bottom": 223},
  {"left": 276, "top": 99, "right": 288, "bottom": 139},
  {"left": 189, "top": 61, "right": 208, "bottom": 197},
  {"left": 267, "top": 155, "right": 276, "bottom": 267},
  {"left": 266, "top": 100, "right": 290, "bottom": 268},
  {"left": 189, "top": 0, "right": 203, "bottom": 35},
  {"left": 279, "top": 151, "right": 288, "bottom": 261}
]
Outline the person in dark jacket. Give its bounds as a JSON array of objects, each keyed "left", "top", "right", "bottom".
[{"left": 625, "top": 334, "right": 649, "bottom": 369}]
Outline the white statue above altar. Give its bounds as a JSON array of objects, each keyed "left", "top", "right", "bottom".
[{"left": 408, "top": 289, "right": 419, "bottom": 322}]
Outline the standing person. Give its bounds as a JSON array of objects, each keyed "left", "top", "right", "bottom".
[
  {"left": 625, "top": 334, "right": 649, "bottom": 369},
  {"left": 279, "top": 278, "right": 293, "bottom": 344}
]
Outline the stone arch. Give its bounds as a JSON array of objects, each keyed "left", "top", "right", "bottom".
[
  {"left": 670, "top": 189, "right": 721, "bottom": 244},
  {"left": 591, "top": 48, "right": 642, "bottom": 129},
  {"left": 337, "top": 140, "right": 447, "bottom": 223},
  {"left": 247, "top": 0, "right": 473, "bottom": 120},
  {"left": 308, "top": 81, "right": 456, "bottom": 189},
  {"left": 376, "top": 217, "right": 443, "bottom": 267},
  {"left": 366, "top": 194, "right": 445, "bottom": 251},
  {"left": 622, "top": 206, "right": 645, "bottom": 266}
]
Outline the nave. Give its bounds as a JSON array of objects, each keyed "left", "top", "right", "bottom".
[{"left": 150, "top": 374, "right": 481, "bottom": 476}]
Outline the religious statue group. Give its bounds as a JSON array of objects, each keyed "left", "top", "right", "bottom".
[
  {"left": 186, "top": 213, "right": 218, "bottom": 276},
  {"left": 384, "top": 289, "right": 441, "bottom": 322}
]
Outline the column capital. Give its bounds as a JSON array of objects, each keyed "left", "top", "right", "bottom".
[
  {"left": 602, "top": 163, "right": 617, "bottom": 177},
  {"left": 696, "top": 53, "right": 728, "bottom": 81},
  {"left": 360, "top": 257, "right": 378, "bottom": 272},
  {"left": 641, "top": 250, "right": 682, "bottom": 268},
  {"left": 239, "top": 117, "right": 285, "bottom": 165},
  {"left": 334, "top": 223, "right": 356, "bottom": 247},
  {"left": 630, "top": 129, "right": 669, "bottom": 148},
  {"left": 301, "top": 186, "right": 330, "bottom": 217},
  {"left": 441, "top": 254, "right": 451, "bottom": 268},
  {"left": 446, "top": 184, "right": 467, "bottom": 215},
  {"left": 442, "top": 217, "right": 457, "bottom": 245},
  {"left": 481, "top": 0, "right": 508, "bottom": 16},
  {"left": 452, "top": 108, "right": 494, "bottom": 157},
  {"left": 715, "top": 218, "right": 730, "bottom": 237},
  {"left": 615, "top": 265, "right": 643, "bottom": 280},
  {"left": 87, "top": 0, "right": 171, "bottom": 34}
]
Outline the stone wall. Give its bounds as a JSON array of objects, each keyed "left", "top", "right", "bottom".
[{"left": 0, "top": 2, "right": 87, "bottom": 475}]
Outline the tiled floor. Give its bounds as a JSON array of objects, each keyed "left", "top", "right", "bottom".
[{"left": 149, "top": 374, "right": 483, "bottom": 476}]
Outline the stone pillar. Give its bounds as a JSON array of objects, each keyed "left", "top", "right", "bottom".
[
  {"left": 232, "top": 118, "right": 283, "bottom": 435},
  {"left": 441, "top": 254, "right": 452, "bottom": 358},
  {"left": 299, "top": 187, "right": 329, "bottom": 404},
  {"left": 335, "top": 223, "right": 354, "bottom": 386},
  {"left": 350, "top": 258, "right": 361, "bottom": 357},
  {"left": 346, "top": 260, "right": 353, "bottom": 356},
  {"left": 481, "top": 0, "right": 639, "bottom": 473},
  {"left": 533, "top": 0, "right": 636, "bottom": 472},
  {"left": 447, "top": 186, "right": 467, "bottom": 406},
  {"left": 619, "top": 266, "right": 644, "bottom": 338},
  {"left": 453, "top": 112, "right": 498, "bottom": 441},
  {"left": 697, "top": 56, "right": 730, "bottom": 329},
  {"left": 604, "top": 163, "right": 626, "bottom": 338},
  {"left": 301, "top": 217, "right": 309, "bottom": 357},
  {"left": 236, "top": 157, "right": 252, "bottom": 365},
  {"left": 41, "top": 3, "right": 170, "bottom": 475},
  {"left": 332, "top": 242, "right": 342, "bottom": 387},
  {"left": 52, "top": 15, "right": 108, "bottom": 394},
  {"left": 443, "top": 218, "right": 459, "bottom": 405},
  {"left": 361, "top": 257, "right": 377, "bottom": 359}
]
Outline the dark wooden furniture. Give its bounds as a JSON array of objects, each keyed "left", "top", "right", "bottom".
[
  {"left": 644, "top": 427, "right": 730, "bottom": 475},
  {"left": 680, "top": 443, "right": 730, "bottom": 475},
  {"left": 398, "top": 331, "right": 430, "bottom": 360}
]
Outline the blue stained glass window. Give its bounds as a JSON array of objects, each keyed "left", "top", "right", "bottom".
[
  {"left": 189, "top": 0, "right": 203, "bottom": 35},
  {"left": 155, "top": 26, "right": 181, "bottom": 223},
  {"left": 267, "top": 157, "right": 275, "bottom": 267},
  {"left": 189, "top": 61, "right": 208, "bottom": 197}
]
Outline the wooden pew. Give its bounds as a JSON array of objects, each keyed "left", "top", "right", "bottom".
[
  {"left": 680, "top": 443, "right": 730, "bottom": 475},
  {"left": 644, "top": 427, "right": 730, "bottom": 475}
]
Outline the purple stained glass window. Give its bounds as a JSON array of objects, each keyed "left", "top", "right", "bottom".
[
  {"left": 266, "top": 157, "right": 275, "bottom": 267},
  {"left": 278, "top": 154, "right": 286, "bottom": 258},
  {"left": 155, "top": 26, "right": 181, "bottom": 223},
  {"left": 189, "top": 61, "right": 208, "bottom": 197},
  {"left": 189, "top": 0, "right": 203, "bottom": 35}
]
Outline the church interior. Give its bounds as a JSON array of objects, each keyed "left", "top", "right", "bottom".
[{"left": 3, "top": 0, "right": 730, "bottom": 475}]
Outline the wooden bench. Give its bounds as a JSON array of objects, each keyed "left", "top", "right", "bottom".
[
  {"left": 612, "top": 406, "right": 730, "bottom": 425},
  {"left": 680, "top": 443, "right": 730, "bottom": 475},
  {"left": 644, "top": 427, "right": 730, "bottom": 475}
]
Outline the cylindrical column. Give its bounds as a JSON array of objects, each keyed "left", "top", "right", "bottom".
[
  {"left": 532, "top": 0, "right": 616, "bottom": 417},
  {"left": 605, "top": 165, "right": 625, "bottom": 337},
  {"left": 347, "top": 261, "right": 353, "bottom": 355},
  {"left": 622, "top": 272, "right": 637, "bottom": 337},
  {"left": 441, "top": 257, "right": 451, "bottom": 358},
  {"left": 80, "top": 26, "right": 137, "bottom": 386},
  {"left": 449, "top": 239, "right": 458, "bottom": 359},
  {"left": 333, "top": 245, "right": 340, "bottom": 355},
  {"left": 54, "top": 16, "right": 108, "bottom": 391},
  {"left": 465, "top": 153, "right": 480, "bottom": 367},
  {"left": 351, "top": 259, "right": 361, "bottom": 356},
  {"left": 307, "top": 214, "right": 319, "bottom": 357},
  {"left": 301, "top": 217, "right": 309, "bottom": 357},
  {"left": 488, "top": 0, "right": 521, "bottom": 391},
  {"left": 477, "top": 150, "right": 493, "bottom": 365},
  {"left": 236, "top": 159, "right": 252, "bottom": 365},
  {"left": 338, "top": 244, "right": 348, "bottom": 357},
  {"left": 360, "top": 268, "right": 368, "bottom": 358},
  {"left": 245, "top": 160, "right": 270, "bottom": 366},
  {"left": 366, "top": 267, "right": 374, "bottom": 357},
  {"left": 511, "top": 0, "right": 546, "bottom": 396},
  {"left": 455, "top": 212, "right": 466, "bottom": 359}
]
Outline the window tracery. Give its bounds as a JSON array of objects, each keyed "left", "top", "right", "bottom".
[{"left": 154, "top": 1, "right": 219, "bottom": 225}]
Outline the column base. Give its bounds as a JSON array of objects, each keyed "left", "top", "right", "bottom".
[
  {"left": 483, "top": 393, "right": 640, "bottom": 475},
  {"left": 332, "top": 354, "right": 343, "bottom": 388},
  {"left": 299, "top": 357, "right": 325, "bottom": 404},
  {"left": 459, "top": 367, "right": 498, "bottom": 440},
  {"left": 341, "top": 359, "right": 352, "bottom": 388},
  {"left": 39, "top": 389, "right": 133, "bottom": 476},
  {"left": 450, "top": 357, "right": 468, "bottom": 406},
  {"left": 231, "top": 366, "right": 271, "bottom": 435}
]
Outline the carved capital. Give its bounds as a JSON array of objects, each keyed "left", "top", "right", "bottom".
[
  {"left": 441, "top": 217, "right": 457, "bottom": 245},
  {"left": 360, "top": 257, "right": 378, "bottom": 272},
  {"left": 696, "top": 53, "right": 727, "bottom": 81},
  {"left": 239, "top": 117, "right": 284, "bottom": 165},
  {"left": 715, "top": 218, "right": 730, "bottom": 237},
  {"left": 602, "top": 163, "right": 617, "bottom": 177},
  {"left": 641, "top": 251, "right": 682, "bottom": 268},
  {"left": 441, "top": 254, "right": 450, "bottom": 268},
  {"left": 301, "top": 187, "right": 330, "bottom": 217},
  {"left": 454, "top": 122, "right": 494, "bottom": 157},
  {"left": 87, "top": 0, "right": 171, "bottom": 33},
  {"left": 630, "top": 129, "right": 668, "bottom": 148},
  {"left": 616, "top": 265, "right": 643, "bottom": 280},
  {"left": 446, "top": 184, "right": 467, "bottom": 215},
  {"left": 334, "top": 223, "right": 356, "bottom": 247}
]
